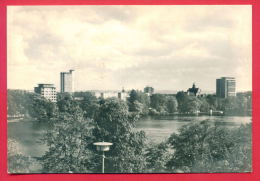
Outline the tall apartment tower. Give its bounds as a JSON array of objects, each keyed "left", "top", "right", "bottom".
[
  {"left": 34, "top": 84, "right": 57, "bottom": 102},
  {"left": 216, "top": 77, "right": 236, "bottom": 98},
  {"left": 60, "top": 69, "right": 74, "bottom": 93}
]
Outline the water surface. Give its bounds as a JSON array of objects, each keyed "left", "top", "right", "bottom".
[
  {"left": 8, "top": 116, "right": 252, "bottom": 157},
  {"left": 136, "top": 116, "right": 252, "bottom": 143}
]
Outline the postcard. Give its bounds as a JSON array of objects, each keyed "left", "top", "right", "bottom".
[{"left": 6, "top": 5, "right": 252, "bottom": 174}]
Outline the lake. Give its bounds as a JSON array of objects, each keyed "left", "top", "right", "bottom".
[
  {"left": 8, "top": 116, "right": 252, "bottom": 158},
  {"left": 136, "top": 116, "right": 252, "bottom": 143}
]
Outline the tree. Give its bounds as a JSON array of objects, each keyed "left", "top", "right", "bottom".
[
  {"left": 206, "top": 95, "right": 217, "bottom": 110},
  {"left": 41, "top": 106, "right": 95, "bottom": 173},
  {"left": 166, "top": 120, "right": 251, "bottom": 173},
  {"left": 131, "top": 100, "right": 144, "bottom": 113},
  {"left": 145, "top": 141, "right": 172, "bottom": 173},
  {"left": 28, "top": 94, "right": 57, "bottom": 123},
  {"left": 128, "top": 89, "right": 150, "bottom": 115},
  {"left": 128, "top": 89, "right": 139, "bottom": 105},
  {"left": 165, "top": 96, "right": 178, "bottom": 113},
  {"left": 150, "top": 94, "right": 167, "bottom": 113},
  {"left": 8, "top": 139, "right": 39, "bottom": 173},
  {"left": 8, "top": 90, "right": 19, "bottom": 115},
  {"left": 8, "top": 90, "right": 35, "bottom": 116},
  {"left": 92, "top": 98, "right": 147, "bottom": 173},
  {"left": 56, "top": 93, "right": 78, "bottom": 114},
  {"left": 74, "top": 91, "right": 100, "bottom": 119},
  {"left": 199, "top": 97, "right": 210, "bottom": 112},
  {"left": 177, "top": 93, "right": 201, "bottom": 114},
  {"left": 176, "top": 91, "right": 189, "bottom": 113}
]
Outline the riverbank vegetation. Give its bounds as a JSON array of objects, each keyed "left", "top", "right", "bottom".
[
  {"left": 7, "top": 89, "right": 251, "bottom": 173},
  {"left": 8, "top": 89, "right": 251, "bottom": 119},
  {"left": 127, "top": 89, "right": 251, "bottom": 116}
]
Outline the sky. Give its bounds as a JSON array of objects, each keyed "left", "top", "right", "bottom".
[{"left": 7, "top": 5, "right": 252, "bottom": 92}]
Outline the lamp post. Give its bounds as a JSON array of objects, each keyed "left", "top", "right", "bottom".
[{"left": 93, "top": 141, "right": 113, "bottom": 173}]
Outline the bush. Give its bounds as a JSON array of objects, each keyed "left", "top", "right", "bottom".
[{"left": 166, "top": 120, "right": 251, "bottom": 173}]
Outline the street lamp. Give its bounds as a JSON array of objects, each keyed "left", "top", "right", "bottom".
[{"left": 93, "top": 141, "right": 113, "bottom": 173}]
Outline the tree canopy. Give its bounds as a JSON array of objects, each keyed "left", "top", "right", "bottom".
[
  {"left": 166, "top": 120, "right": 251, "bottom": 173},
  {"left": 92, "top": 98, "right": 147, "bottom": 173},
  {"left": 41, "top": 106, "right": 95, "bottom": 173}
]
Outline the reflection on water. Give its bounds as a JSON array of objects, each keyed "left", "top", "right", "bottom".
[
  {"left": 8, "top": 120, "right": 49, "bottom": 157},
  {"left": 135, "top": 116, "right": 252, "bottom": 143},
  {"left": 8, "top": 116, "right": 252, "bottom": 157}
]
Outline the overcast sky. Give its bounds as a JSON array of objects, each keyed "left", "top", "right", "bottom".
[{"left": 7, "top": 5, "right": 252, "bottom": 92}]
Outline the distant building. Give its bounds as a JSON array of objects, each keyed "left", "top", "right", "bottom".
[
  {"left": 34, "top": 84, "right": 57, "bottom": 102},
  {"left": 94, "top": 88, "right": 129, "bottom": 101},
  {"left": 98, "top": 91, "right": 118, "bottom": 99},
  {"left": 144, "top": 86, "right": 154, "bottom": 96},
  {"left": 216, "top": 77, "right": 236, "bottom": 98},
  {"left": 187, "top": 83, "right": 200, "bottom": 96},
  {"left": 60, "top": 69, "right": 74, "bottom": 93},
  {"left": 118, "top": 88, "right": 128, "bottom": 101}
]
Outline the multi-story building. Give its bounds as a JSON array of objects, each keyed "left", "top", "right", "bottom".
[
  {"left": 216, "top": 77, "right": 236, "bottom": 98},
  {"left": 60, "top": 69, "right": 74, "bottom": 93},
  {"left": 34, "top": 84, "right": 57, "bottom": 102},
  {"left": 144, "top": 86, "right": 154, "bottom": 96}
]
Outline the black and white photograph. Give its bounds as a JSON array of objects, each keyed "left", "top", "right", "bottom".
[{"left": 7, "top": 5, "right": 252, "bottom": 173}]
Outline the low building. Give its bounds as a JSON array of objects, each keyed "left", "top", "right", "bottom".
[
  {"left": 94, "top": 88, "right": 129, "bottom": 101},
  {"left": 34, "top": 84, "right": 57, "bottom": 102}
]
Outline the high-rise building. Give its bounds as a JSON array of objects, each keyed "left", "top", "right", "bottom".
[
  {"left": 144, "top": 86, "right": 154, "bottom": 96},
  {"left": 60, "top": 69, "right": 74, "bottom": 93},
  {"left": 34, "top": 84, "right": 57, "bottom": 102},
  {"left": 216, "top": 77, "right": 236, "bottom": 98}
]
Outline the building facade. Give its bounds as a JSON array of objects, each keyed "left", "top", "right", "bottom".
[
  {"left": 60, "top": 69, "right": 74, "bottom": 93},
  {"left": 187, "top": 83, "right": 200, "bottom": 96},
  {"left": 144, "top": 86, "right": 154, "bottom": 96},
  {"left": 94, "top": 88, "right": 129, "bottom": 101},
  {"left": 34, "top": 84, "right": 57, "bottom": 102},
  {"left": 216, "top": 77, "right": 236, "bottom": 98}
]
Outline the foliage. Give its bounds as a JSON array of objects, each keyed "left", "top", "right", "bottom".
[
  {"left": 150, "top": 94, "right": 167, "bottom": 113},
  {"left": 150, "top": 94, "right": 178, "bottom": 114},
  {"left": 205, "top": 94, "right": 218, "bottom": 110},
  {"left": 198, "top": 97, "right": 210, "bottom": 112},
  {"left": 176, "top": 92, "right": 251, "bottom": 116},
  {"left": 145, "top": 141, "right": 172, "bottom": 173},
  {"left": 7, "top": 90, "right": 34, "bottom": 116},
  {"left": 165, "top": 96, "right": 178, "bottom": 113},
  {"left": 222, "top": 94, "right": 251, "bottom": 116},
  {"left": 8, "top": 90, "right": 57, "bottom": 123},
  {"left": 8, "top": 90, "right": 24, "bottom": 115},
  {"left": 41, "top": 106, "right": 95, "bottom": 173},
  {"left": 74, "top": 91, "right": 100, "bottom": 119},
  {"left": 8, "top": 139, "right": 39, "bottom": 173},
  {"left": 130, "top": 100, "right": 145, "bottom": 113},
  {"left": 92, "top": 98, "right": 147, "bottom": 173},
  {"left": 28, "top": 94, "right": 57, "bottom": 123},
  {"left": 8, "top": 89, "right": 252, "bottom": 173},
  {"left": 167, "top": 120, "right": 251, "bottom": 173},
  {"left": 56, "top": 93, "right": 78, "bottom": 114},
  {"left": 128, "top": 89, "right": 150, "bottom": 116},
  {"left": 176, "top": 92, "right": 201, "bottom": 113}
]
